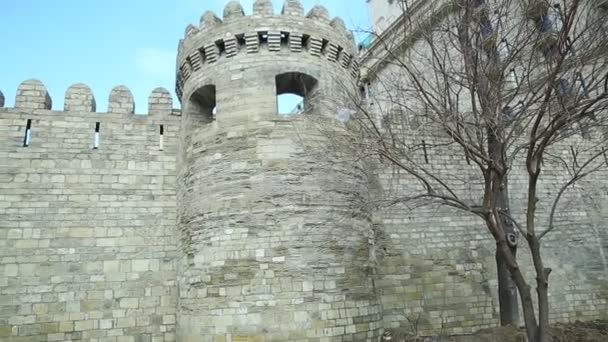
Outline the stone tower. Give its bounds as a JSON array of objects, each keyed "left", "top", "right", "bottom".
[{"left": 174, "top": 0, "right": 380, "bottom": 340}]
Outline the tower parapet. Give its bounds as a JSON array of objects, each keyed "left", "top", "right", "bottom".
[
  {"left": 1, "top": 79, "right": 178, "bottom": 117},
  {"left": 176, "top": 0, "right": 358, "bottom": 125},
  {"left": 175, "top": 1, "right": 381, "bottom": 341},
  {"left": 148, "top": 87, "right": 173, "bottom": 115},
  {"left": 16, "top": 79, "right": 52, "bottom": 110},
  {"left": 65, "top": 83, "right": 96, "bottom": 112}
]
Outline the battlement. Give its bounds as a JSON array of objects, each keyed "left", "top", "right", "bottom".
[
  {"left": 175, "top": 0, "right": 359, "bottom": 101},
  {"left": 0, "top": 79, "right": 179, "bottom": 117}
]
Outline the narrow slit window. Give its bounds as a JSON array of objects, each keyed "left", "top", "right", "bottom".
[
  {"left": 94, "top": 122, "right": 100, "bottom": 149},
  {"left": 215, "top": 40, "right": 226, "bottom": 56},
  {"left": 23, "top": 119, "right": 32, "bottom": 147},
  {"left": 320, "top": 39, "right": 329, "bottom": 55},
  {"left": 258, "top": 32, "right": 269, "bottom": 46},
  {"left": 507, "top": 68, "right": 519, "bottom": 87},
  {"left": 422, "top": 140, "right": 429, "bottom": 164},
  {"left": 359, "top": 85, "right": 367, "bottom": 99},
  {"left": 301, "top": 34, "right": 310, "bottom": 50},
  {"left": 236, "top": 34, "right": 246, "bottom": 50},
  {"left": 280, "top": 32, "right": 289, "bottom": 47},
  {"left": 159, "top": 124, "right": 164, "bottom": 151},
  {"left": 199, "top": 48, "right": 207, "bottom": 64},
  {"left": 336, "top": 45, "right": 344, "bottom": 61}
]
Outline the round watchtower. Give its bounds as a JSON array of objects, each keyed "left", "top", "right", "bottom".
[{"left": 175, "top": 1, "right": 379, "bottom": 340}]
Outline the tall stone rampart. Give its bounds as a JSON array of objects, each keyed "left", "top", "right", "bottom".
[
  {"left": 1, "top": 0, "right": 607, "bottom": 341},
  {"left": 0, "top": 80, "right": 181, "bottom": 342},
  {"left": 174, "top": 0, "right": 381, "bottom": 341}
]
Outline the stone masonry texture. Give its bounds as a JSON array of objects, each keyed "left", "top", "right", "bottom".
[{"left": 0, "top": 0, "right": 607, "bottom": 341}]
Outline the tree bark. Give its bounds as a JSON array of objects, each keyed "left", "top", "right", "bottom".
[
  {"left": 496, "top": 239, "right": 539, "bottom": 342},
  {"left": 488, "top": 129, "right": 520, "bottom": 326},
  {"left": 530, "top": 236, "right": 550, "bottom": 342}
]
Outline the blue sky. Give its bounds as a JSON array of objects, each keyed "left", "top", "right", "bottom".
[{"left": 0, "top": 0, "right": 369, "bottom": 113}]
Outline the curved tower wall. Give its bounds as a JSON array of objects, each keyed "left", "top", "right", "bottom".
[{"left": 175, "top": 0, "right": 380, "bottom": 340}]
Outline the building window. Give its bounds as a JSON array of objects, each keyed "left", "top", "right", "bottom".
[
  {"left": 188, "top": 84, "right": 216, "bottom": 123},
  {"left": 275, "top": 72, "right": 318, "bottom": 115}
]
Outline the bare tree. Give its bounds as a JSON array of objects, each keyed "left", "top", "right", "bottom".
[{"left": 319, "top": 0, "right": 608, "bottom": 341}]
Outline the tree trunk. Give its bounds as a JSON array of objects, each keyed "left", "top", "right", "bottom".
[
  {"left": 496, "top": 240, "right": 539, "bottom": 342},
  {"left": 496, "top": 249, "right": 520, "bottom": 325},
  {"left": 488, "top": 130, "right": 520, "bottom": 326},
  {"left": 530, "top": 236, "right": 550, "bottom": 342},
  {"left": 495, "top": 177, "right": 520, "bottom": 326}
]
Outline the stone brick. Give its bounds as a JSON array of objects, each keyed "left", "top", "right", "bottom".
[
  {"left": 119, "top": 298, "right": 139, "bottom": 309},
  {"left": 74, "top": 320, "right": 94, "bottom": 331},
  {"left": 0, "top": 1, "right": 606, "bottom": 342}
]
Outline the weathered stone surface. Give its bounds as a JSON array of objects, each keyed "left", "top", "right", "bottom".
[
  {"left": 306, "top": 5, "right": 330, "bottom": 22},
  {"left": 148, "top": 87, "right": 173, "bottom": 115},
  {"left": 64, "top": 83, "right": 96, "bottom": 112},
  {"left": 0, "top": 1, "right": 606, "bottom": 342},
  {"left": 0, "top": 101, "right": 180, "bottom": 341},
  {"left": 281, "top": 0, "right": 304, "bottom": 16},
  {"left": 108, "top": 85, "right": 135, "bottom": 114},
  {"left": 253, "top": 0, "right": 274, "bottom": 16},
  {"left": 15, "top": 79, "right": 52, "bottom": 110},
  {"left": 200, "top": 10, "right": 222, "bottom": 29},
  {"left": 223, "top": 1, "right": 245, "bottom": 21}
]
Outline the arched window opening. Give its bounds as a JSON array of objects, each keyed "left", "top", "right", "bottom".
[
  {"left": 187, "top": 84, "right": 216, "bottom": 124},
  {"left": 275, "top": 72, "right": 318, "bottom": 115}
]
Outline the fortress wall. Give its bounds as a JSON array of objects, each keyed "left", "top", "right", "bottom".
[
  {"left": 357, "top": 2, "right": 608, "bottom": 332},
  {"left": 371, "top": 132, "right": 500, "bottom": 335},
  {"left": 364, "top": 37, "right": 608, "bottom": 334},
  {"left": 0, "top": 83, "right": 181, "bottom": 342},
  {"left": 373, "top": 133, "right": 608, "bottom": 335}
]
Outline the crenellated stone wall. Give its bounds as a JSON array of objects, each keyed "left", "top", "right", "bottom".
[
  {"left": 0, "top": 0, "right": 606, "bottom": 341},
  {"left": 0, "top": 80, "right": 181, "bottom": 342}
]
